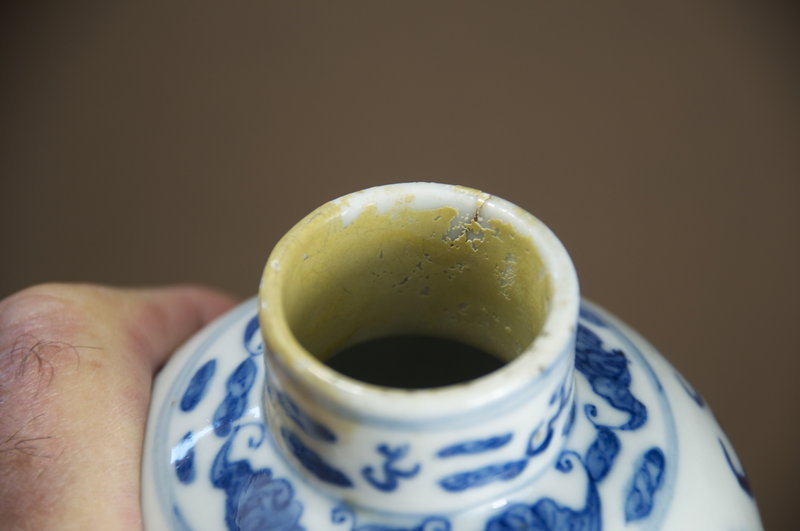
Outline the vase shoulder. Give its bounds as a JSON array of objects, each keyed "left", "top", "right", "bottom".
[{"left": 142, "top": 298, "right": 762, "bottom": 530}]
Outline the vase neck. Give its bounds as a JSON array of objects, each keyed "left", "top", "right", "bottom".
[{"left": 259, "top": 183, "right": 579, "bottom": 513}]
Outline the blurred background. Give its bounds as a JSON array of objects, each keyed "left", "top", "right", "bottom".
[{"left": 1, "top": 2, "right": 797, "bottom": 527}]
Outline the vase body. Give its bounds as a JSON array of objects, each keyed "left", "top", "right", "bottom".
[{"left": 142, "top": 183, "right": 761, "bottom": 530}]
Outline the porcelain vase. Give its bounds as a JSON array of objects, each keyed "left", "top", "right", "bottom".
[{"left": 142, "top": 183, "right": 762, "bottom": 530}]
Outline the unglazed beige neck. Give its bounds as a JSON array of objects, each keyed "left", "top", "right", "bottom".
[{"left": 277, "top": 198, "right": 550, "bottom": 367}]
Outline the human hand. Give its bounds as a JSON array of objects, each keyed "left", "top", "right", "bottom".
[{"left": 0, "top": 284, "right": 236, "bottom": 530}]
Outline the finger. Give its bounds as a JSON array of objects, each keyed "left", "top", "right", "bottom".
[
  {"left": 114, "top": 284, "right": 238, "bottom": 370},
  {"left": 0, "top": 283, "right": 238, "bottom": 529}
]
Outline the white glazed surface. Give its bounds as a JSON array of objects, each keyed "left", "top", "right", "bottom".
[{"left": 141, "top": 298, "right": 762, "bottom": 530}]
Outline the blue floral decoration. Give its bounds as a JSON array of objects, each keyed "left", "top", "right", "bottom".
[{"left": 211, "top": 424, "right": 304, "bottom": 531}]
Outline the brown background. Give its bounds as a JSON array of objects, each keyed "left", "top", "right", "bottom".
[{"left": 1, "top": 2, "right": 797, "bottom": 528}]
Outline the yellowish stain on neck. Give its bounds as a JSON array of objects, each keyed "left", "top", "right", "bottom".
[{"left": 268, "top": 198, "right": 550, "bottom": 368}]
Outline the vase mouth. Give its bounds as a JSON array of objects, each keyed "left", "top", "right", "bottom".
[{"left": 259, "top": 182, "right": 579, "bottom": 423}]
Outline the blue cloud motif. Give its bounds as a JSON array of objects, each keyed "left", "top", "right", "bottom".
[
  {"left": 243, "top": 315, "right": 264, "bottom": 357},
  {"left": 173, "top": 431, "right": 196, "bottom": 484},
  {"left": 484, "top": 451, "right": 601, "bottom": 531},
  {"left": 213, "top": 358, "right": 258, "bottom": 437},
  {"left": 436, "top": 434, "right": 513, "bottom": 458},
  {"left": 437, "top": 380, "right": 572, "bottom": 494},
  {"left": 180, "top": 359, "right": 217, "bottom": 412},
  {"left": 439, "top": 460, "right": 528, "bottom": 492},
  {"left": 211, "top": 423, "right": 304, "bottom": 531},
  {"left": 235, "top": 471, "right": 303, "bottom": 531},
  {"left": 575, "top": 324, "right": 647, "bottom": 431},
  {"left": 584, "top": 428, "right": 620, "bottom": 483},
  {"left": 625, "top": 448, "right": 666, "bottom": 522}
]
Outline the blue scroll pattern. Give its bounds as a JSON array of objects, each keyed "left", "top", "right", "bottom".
[
  {"left": 281, "top": 427, "right": 353, "bottom": 488},
  {"left": 207, "top": 317, "right": 267, "bottom": 438},
  {"left": 575, "top": 325, "right": 647, "bottom": 431},
  {"left": 527, "top": 378, "right": 573, "bottom": 457},
  {"left": 436, "top": 434, "right": 513, "bottom": 458},
  {"left": 173, "top": 431, "right": 197, "bottom": 485},
  {"left": 361, "top": 444, "right": 421, "bottom": 492},
  {"left": 625, "top": 448, "right": 666, "bottom": 522},
  {"left": 169, "top": 308, "right": 308, "bottom": 530},
  {"left": 159, "top": 301, "right": 676, "bottom": 530},
  {"left": 437, "top": 375, "right": 574, "bottom": 493},
  {"left": 485, "top": 451, "right": 601, "bottom": 531},
  {"left": 584, "top": 428, "right": 620, "bottom": 483},
  {"left": 331, "top": 505, "right": 451, "bottom": 531},
  {"left": 211, "top": 424, "right": 304, "bottom": 531},
  {"left": 243, "top": 315, "right": 264, "bottom": 357},
  {"left": 213, "top": 358, "right": 258, "bottom": 437},
  {"left": 180, "top": 359, "right": 217, "bottom": 412},
  {"left": 439, "top": 459, "right": 529, "bottom": 493},
  {"left": 484, "top": 307, "right": 669, "bottom": 529}
]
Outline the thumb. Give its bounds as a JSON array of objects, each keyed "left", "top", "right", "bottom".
[{"left": 0, "top": 283, "right": 237, "bottom": 530}]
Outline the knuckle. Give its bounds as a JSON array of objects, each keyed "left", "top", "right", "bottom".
[
  {"left": 0, "top": 283, "right": 110, "bottom": 387},
  {"left": 1, "top": 284, "right": 85, "bottom": 338},
  {"left": 0, "top": 283, "right": 112, "bottom": 338}
]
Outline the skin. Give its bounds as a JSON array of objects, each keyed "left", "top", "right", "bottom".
[{"left": 0, "top": 283, "right": 236, "bottom": 530}]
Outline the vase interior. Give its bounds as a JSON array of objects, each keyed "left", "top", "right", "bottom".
[{"left": 271, "top": 186, "right": 552, "bottom": 388}]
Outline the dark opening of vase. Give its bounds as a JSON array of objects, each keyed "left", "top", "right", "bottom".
[{"left": 325, "top": 334, "right": 505, "bottom": 388}]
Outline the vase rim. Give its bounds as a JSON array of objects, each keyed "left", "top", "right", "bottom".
[{"left": 259, "top": 182, "right": 579, "bottom": 423}]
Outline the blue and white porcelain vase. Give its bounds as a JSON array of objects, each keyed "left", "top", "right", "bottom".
[{"left": 142, "top": 183, "right": 762, "bottom": 530}]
